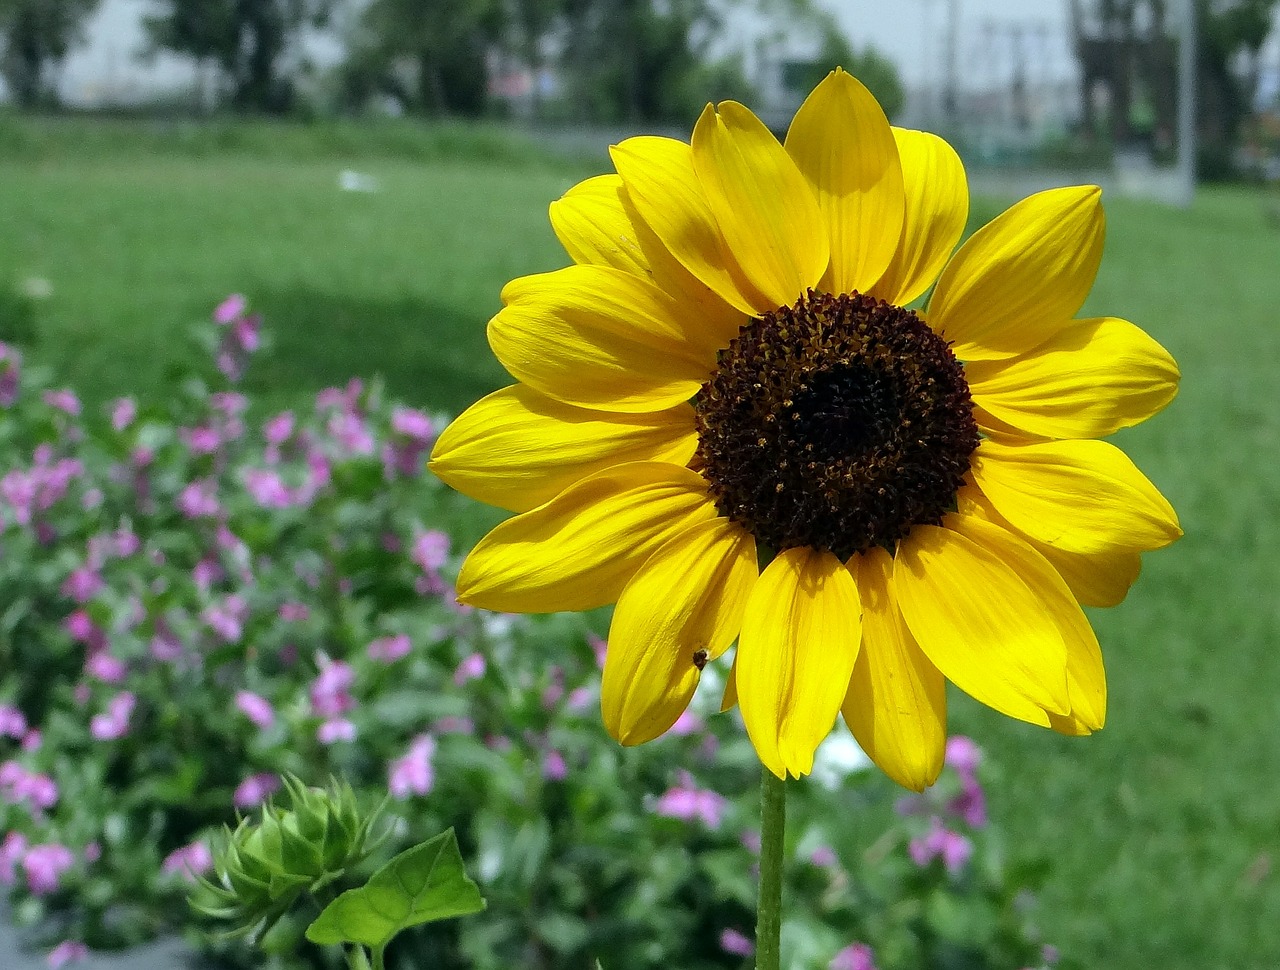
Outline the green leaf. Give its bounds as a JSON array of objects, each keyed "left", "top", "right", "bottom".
[{"left": 305, "top": 828, "right": 485, "bottom": 948}]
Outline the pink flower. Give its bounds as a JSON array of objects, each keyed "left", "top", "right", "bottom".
[
  {"left": 411, "top": 530, "right": 449, "bottom": 572},
  {"left": 82, "top": 843, "right": 100, "bottom": 863},
  {"left": 948, "top": 777, "right": 988, "bottom": 829},
  {"left": 90, "top": 692, "right": 136, "bottom": 741},
  {"left": 670, "top": 709, "right": 703, "bottom": 735},
  {"left": 213, "top": 294, "right": 247, "bottom": 324},
  {"left": 566, "top": 686, "right": 593, "bottom": 712},
  {"left": 0, "top": 344, "right": 21, "bottom": 407},
  {"left": 317, "top": 718, "right": 357, "bottom": 744},
  {"left": 244, "top": 467, "right": 294, "bottom": 508},
  {"left": 310, "top": 659, "right": 355, "bottom": 718},
  {"left": 234, "top": 314, "right": 260, "bottom": 352},
  {"left": 61, "top": 567, "right": 103, "bottom": 604},
  {"left": 390, "top": 407, "right": 434, "bottom": 441},
  {"left": 1, "top": 831, "right": 27, "bottom": 883},
  {"left": 909, "top": 816, "right": 973, "bottom": 873},
  {"left": 316, "top": 379, "right": 362, "bottom": 411},
  {"left": 180, "top": 425, "right": 223, "bottom": 455},
  {"left": 367, "top": 633, "right": 411, "bottom": 663},
  {"left": 264, "top": 411, "right": 295, "bottom": 446},
  {"left": 150, "top": 629, "right": 183, "bottom": 662},
  {"left": 809, "top": 845, "right": 838, "bottom": 868},
  {"left": 830, "top": 943, "right": 877, "bottom": 970},
  {"left": 48, "top": 940, "right": 90, "bottom": 967},
  {"left": 63, "top": 610, "right": 93, "bottom": 644},
  {"left": 21, "top": 729, "right": 42, "bottom": 752},
  {"left": 234, "top": 691, "right": 275, "bottom": 729},
  {"left": 328, "top": 411, "right": 373, "bottom": 455},
  {"left": 453, "top": 652, "right": 486, "bottom": 685},
  {"left": 589, "top": 635, "right": 608, "bottom": 669},
  {"left": 113, "top": 527, "right": 140, "bottom": 558},
  {"left": 161, "top": 841, "right": 213, "bottom": 882},
  {"left": 279, "top": 601, "right": 310, "bottom": 622},
  {"left": 233, "top": 773, "right": 280, "bottom": 808},
  {"left": 0, "top": 704, "right": 27, "bottom": 739},
  {"left": 203, "top": 595, "right": 247, "bottom": 643},
  {"left": 944, "top": 736, "right": 982, "bottom": 776},
  {"left": 542, "top": 750, "right": 568, "bottom": 781},
  {"left": 177, "top": 479, "right": 220, "bottom": 518},
  {"left": 22, "top": 843, "right": 75, "bottom": 895},
  {"left": 389, "top": 735, "right": 436, "bottom": 799},
  {"left": 110, "top": 397, "right": 137, "bottom": 432},
  {"left": 85, "top": 650, "right": 126, "bottom": 684},
  {"left": 192, "top": 556, "right": 222, "bottom": 592},
  {"left": 655, "top": 775, "right": 727, "bottom": 829},
  {"left": 42, "top": 389, "right": 81, "bottom": 417},
  {"left": 211, "top": 391, "right": 248, "bottom": 416},
  {"left": 435, "top": 716, "right": 474, "bottom": 734},
  {"left": 720, "top": 928, "right": 754, "bottom": 957}
]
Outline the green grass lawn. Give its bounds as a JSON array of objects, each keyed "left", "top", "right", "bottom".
[{"left": 3, "top": 119, "right": 1280, "bottom": 969}]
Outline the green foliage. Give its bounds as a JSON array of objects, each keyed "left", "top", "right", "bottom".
[
  {"left": 195, "top": 778, "right": 386, "bottom": 940},
  {"left": 306, "top": 829, "right": 485, "bottom": 948},
  {"left": 558, "top": 0, "right": 755, "bottom": 123},
  {"left": 143, "top": 0, "right": 333, "bottom": 112},
  {"left": 782, "top": 18, "right": 905, "bottom": 121},
  {"left": 2, "top": 120, "right": 1279, "bottom": 968},
  {"left": 342, "top": 0, "right": 503, "bottom": 117},
  {"left": 0, "top": 0, "right": 99, "bottom": 107}
]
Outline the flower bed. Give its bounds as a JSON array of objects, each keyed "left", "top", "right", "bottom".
[{"left": 0, "top": 299, "right": 1060, "bottom": 969}]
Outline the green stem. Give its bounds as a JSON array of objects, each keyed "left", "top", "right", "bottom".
[
  {"left": 372, "top": 943, "right": 386, "bottom": 970},
  {"left": 756, "top": 766, "right": 787, "bottom": 970}
]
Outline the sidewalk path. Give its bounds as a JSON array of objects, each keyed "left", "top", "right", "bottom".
[{"left": 0, "top": 904, "right": 191, "bottom": 969}]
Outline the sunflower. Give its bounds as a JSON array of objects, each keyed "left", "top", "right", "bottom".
[{"left": 429, "top": 70, "right": 1181, "bottom": 790}]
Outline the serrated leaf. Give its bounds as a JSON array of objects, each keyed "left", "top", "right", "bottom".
[{"left": 305, "top": 828, "right": 485, "bottom": 948}]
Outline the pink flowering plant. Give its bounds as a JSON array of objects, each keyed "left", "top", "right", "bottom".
[{"left": 0, "top": 299, "right": 1060, "bottom": 970}]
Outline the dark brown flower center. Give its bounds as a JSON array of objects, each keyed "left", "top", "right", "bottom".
[{"left": 692, "top": 290, "right": 978, "bottom": 561}]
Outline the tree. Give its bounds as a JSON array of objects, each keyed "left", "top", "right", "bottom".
[
  {"left": 144, "top": 0, "right": 333, "bottom": 113},
  {"left": 0, "top": 0, "right": 99, "bottom": 108},
  {"left": 559, "top": 0, "right": 753, "bottom": 123},
  {"left": 783, "top": 15, "right": 906, "bottom": 121},
  {"left": 342, "top": 0, "right": 505, "bottom": 117},
  {"left": 1070, "top": 0, "right": 1279, "bottom": 165}
]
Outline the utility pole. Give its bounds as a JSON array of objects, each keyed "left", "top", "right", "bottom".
[
  {"left": 1175, "top": 0, "right": 1197, "bottom": 207},
  {"left": 944, "top": 0, "right": 959, "bottom": 131}
]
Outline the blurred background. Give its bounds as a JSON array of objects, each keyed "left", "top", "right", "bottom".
[{"left": 1, "top": 2, "right": 1280, "bottom": 970}]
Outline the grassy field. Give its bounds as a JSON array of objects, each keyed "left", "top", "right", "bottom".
[{"left": 3, "top": 119, "right": 1280, "bottom": 968}]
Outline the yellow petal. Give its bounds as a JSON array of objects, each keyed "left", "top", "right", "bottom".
[
  {"left": 946, "top": 514, "right": 1106, "bottom": 732},
  {"left": 968, "top": 317, "right": 1181, "bottom": 440},
  {"left": 602, "top": 519, "right": 757, "bottom": 745},
  {"left": 957, "top": 484, "right": 1142, "bottom": 608},
  {"left": 550, "top": 174, "right": 652, "bottom": 276},
  {"left": 970, "top": 438, "right": 1182, "bottom": 554},
  {"left": 691, "top": 101, "right": 829, "bottom": 310},
  {"left": 868, "top": 128, "right": 968, "bottom": 307},
  {"left": 610, "top": 136, "right": 765, "bottom": 316},
  {"left": 490, "top": 264, "right": 713, "bottom": 412},
  {"left": 549, "top": 174, "right": 747, "bottom": 349},
  {"left": 456, "top": 463, "right": 717, "bottom": 613},
  {"left": 893, "top": 524, "right": 1069, "bottom": 725},
  {"left": 843, "top": 547, "right": 946, "bottom": 792},
  {"left": 783, "top": 69, "right": 904, "bottom": 295},
  {"left": 720, "top": 653, "right": 738, "bottom": 712},
  {"left": 736, "top": 547, "right": 862, "bottom": 779},
  {"left": 430, "top": 385, "right": 697, "bottom": 513},
  {"left": 928, "top": 185, "right": 1105, "bottom": 360}
]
